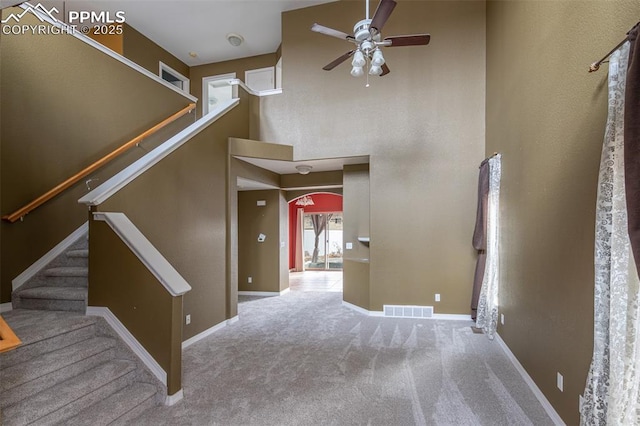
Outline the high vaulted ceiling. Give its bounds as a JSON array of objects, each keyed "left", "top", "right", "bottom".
[{"left": 72, "top": 0, "right": 337, "bottom": 66}]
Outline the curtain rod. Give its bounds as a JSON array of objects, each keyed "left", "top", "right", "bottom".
[
  {"left": 480, "top": 152, "right": 499, "bottom": 167},
  {"left": 589, "top": 37, "right": 630, "bottom": 73}
]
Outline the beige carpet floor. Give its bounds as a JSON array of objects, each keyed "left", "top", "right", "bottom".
[{"left": 133, "top": 291, "right": 555, "bottom": 425}]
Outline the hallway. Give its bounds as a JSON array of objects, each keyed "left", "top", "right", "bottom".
[{"left": 289, "top": 271, "right": 343, "bottom": 293}]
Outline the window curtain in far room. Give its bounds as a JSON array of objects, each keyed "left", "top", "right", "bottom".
[
  {"left": 475, "top": 154, "right": 501, "bottom": 339},
  {"left": 310, "top": 214, "right": 327, "bottom": 264},
  {"left": 295, "top": 208, "right": 304, "bottom": 272},
  {"left": 581, "top": 39, "right": 640, "bottom": 425}
]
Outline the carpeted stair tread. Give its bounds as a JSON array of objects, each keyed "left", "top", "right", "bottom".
[
  {"left": 43, "top": 266, "right": 88, "bottom": 277},
  {"left": 0, "top": 336, "right": 115, "bottom": 393},
  {"left": 2, "top": 359, "right": 137, "bottom": 426},
  {"left": 66, "top": 249, "right": 89, "bottom": 258},
  {"left": 17, "top": 286, "right": 86, "bottom": 301},
  {"left": 65, "top": 382, "right": 157, "bottom": 426},
  {"left": 1, "top": 309, "right": 94, "bottom": 347}
]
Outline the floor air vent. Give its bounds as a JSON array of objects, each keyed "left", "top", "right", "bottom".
[{"left": 383, "top": 305, "right": 434, "bottom": 319}]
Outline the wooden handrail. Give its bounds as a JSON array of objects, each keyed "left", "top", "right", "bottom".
[
  {"left": 2, "top": 103, "right": 196, "bottom": 223},
  {"left": 0, "top": 315, "right": 22, "bottom": 353}
]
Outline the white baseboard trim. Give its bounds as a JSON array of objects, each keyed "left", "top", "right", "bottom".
[
  {"left": 495, "top": 333, "right": 565, "bottom": 426},
  {"left": 0, "top": 302, "right": 13, "bottom": 313},
  {"left": 182, "top": 320, "right": 227, "bottom": 349},
  {"left": 342, "top": 301, "right": 384, "bottom": 316},
  {"left": 182, "top": 315, "right": 241, "bottom": 349},
  {"left": 87, "top": 306, "right": 167, "bottom": 386},
  {"left": 165, "top": 389, "right": 184, "bottom": 406},
  {"left": 432, "top": 313, "right": 473, "bottom": 321},
  {"left": 280, "top": 288, "right": 290, "bottom": 296},
  {"left": 12, "top": 222, "right": 88, "bottom": 291}
]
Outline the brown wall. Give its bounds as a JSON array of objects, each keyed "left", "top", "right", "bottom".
[
  {"left": 0, "top": 9, "right": 193, "bottom": 303},
  {"left": 123, "top": 24, "right": 189, "bottom": 79},
  {"left": 343, "top": 164, "right": 370, "bottom": 309},
  {"left": 88, "top": 31, "right": 123, "bottom": 55},
  {"left": 486, "top": 1, "right": 640, "bottom": 423},
  {"left": 190, "top": 54, "right": 277, "bottom": 117},
  {"left": 238, "top": 190, "right": 287, "bottom": 293},
  {"left": 98, "top": 98, "right": 250, "bottom": 340},
  {"left": 262, "top": 1, "right": 486, "bottom": 313},
  {"left": 89, "top": 218, "right": 183, "bottom": 394}
]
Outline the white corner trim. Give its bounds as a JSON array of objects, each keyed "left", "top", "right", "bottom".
[
  {"left": 432, "top": 313, "right": 473, "bottom": 321},
  {"left": 87, "top": 306, "right": 167, "bottom": 386},
  {"left": 0, "top": 302, "right": 13, "bottom": 313},
  {"left": 228, "top": 79, "right": 283, "bottom": 97},
  {"left": 92, "top": 212, "right": 191, "bottom": 296},
  {"left": 227, "top": 315, "right": 239, "bottom": 325},
  {"left": 78, "top": 98, "right": 238, "bottom": 206},
  {"left": 341, "top": 301, "right": 384, "bottom": 316},
  {"left": 12, "top": 222, "right": 88, "bottom": 291},
  {"left": 19, "top": 4, "right": 197, "bottom": 103},
  {"left": 494, "top": 333, "right": 566, "bottom": 426},
  {"left": 238, "top": 291, "right": 280, "bottom": 297},
  {"left": 182, "top": 320, "right": 228, "bottom": 349},
  {"left": 165, "top": 389, "right": 184, "bottom": 406}
]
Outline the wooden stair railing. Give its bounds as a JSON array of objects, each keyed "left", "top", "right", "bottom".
[
  {"left": 2, "top": 103, "right": 196, "bottom": 223},
  {"left": 0, "top": 315, "right": 22, "bottom": 353}
]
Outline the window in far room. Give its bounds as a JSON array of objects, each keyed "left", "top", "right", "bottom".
[{"left": 159, "top": 61, "right": 190, "bottom": 93}]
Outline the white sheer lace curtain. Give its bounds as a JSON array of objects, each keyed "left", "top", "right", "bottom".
[
  {"left": 476, "top": 154, "right": 502, "bottom": 339},
  {"left": 581, "top": 42, "right": 640, "bottom": 425}
]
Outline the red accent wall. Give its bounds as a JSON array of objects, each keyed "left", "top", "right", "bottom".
[{"left": 288, "top": 193, "right": 343, "bottom": 269}]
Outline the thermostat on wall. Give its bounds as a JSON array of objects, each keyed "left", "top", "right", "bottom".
[{"left": 257, "top": 233, "right": 266, "bottom": 242}]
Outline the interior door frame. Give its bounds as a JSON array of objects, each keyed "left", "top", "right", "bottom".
[{"left": 202, "top": 72, "right": 237, "bottom": 115}]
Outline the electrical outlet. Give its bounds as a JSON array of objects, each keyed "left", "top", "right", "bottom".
[
  {"left": 500, "top": 313, "right": 505, "bottom": 325},
  {"left": 557, "top": 372, "right": 564, "bottom": 392},
  {"left": 185, "top": 314, "right": 191, "bottom": 325},
  {"left": 248, "top": 276, "right": 252, "bottom": 284},
  {"left": 435, "top": 294, "right": 440, "bottom": 302}
]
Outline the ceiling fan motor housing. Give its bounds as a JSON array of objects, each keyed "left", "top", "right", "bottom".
[{"left": 354, "top": 19, "right": 372, "bottom": 41}]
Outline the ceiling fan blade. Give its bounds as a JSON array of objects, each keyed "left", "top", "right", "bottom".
[
  {"left": 383, "top": 34, "right": 431, "bottom": 47},
  {"left": 380, "top": 63, "right": 390, "bottom": 76},
  {"left": 311, "top": 23, "right": 354, "bottom": 41},
  {"left": 323, "top": 50, "right": 356, "bottom": 71},
  {"left": 369, "top": 0, "right": 397, "bottom": 36}
]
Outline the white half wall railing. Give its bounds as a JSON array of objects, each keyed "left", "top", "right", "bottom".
[
  {"left": 211, "top": 78, "right": 283, "bottom": 97},
  {"left": 92, "top": 212, "right": 191, "bottom": 296},
  {"left": 79, "top": 98, "right": 239, "bottom": 206}
]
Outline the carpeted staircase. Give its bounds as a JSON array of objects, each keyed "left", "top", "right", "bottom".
[
  {"left": 12, "top": 235, "right": 89, "bottom": 312},
  {"left": 1, "top": 234, "right": 163, "bottom": 424}
]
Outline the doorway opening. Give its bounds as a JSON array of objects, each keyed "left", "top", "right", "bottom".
[
  {"left": 303, "top": 212, "right": 343, "bottom": 270},
  {"left": 289, "top": 193, "right": 343, "bottom": 273}
]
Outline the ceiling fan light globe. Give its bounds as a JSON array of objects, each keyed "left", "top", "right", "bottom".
[
  {"left": 369, "top": 65, "right": 383, "bottom": 76},
  {"left": 371, "top": 49, "right": 385, "bottom": 67},
  {"left": 351, "top": 66, "right": 364, "bottom": 77},
  {"left": 351, "top": 50, "right": 366, "bottom": 67}
]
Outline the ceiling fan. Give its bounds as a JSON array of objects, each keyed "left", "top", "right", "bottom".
[{"left": 311, "top": 0, "right": 430, "bottom": 79}]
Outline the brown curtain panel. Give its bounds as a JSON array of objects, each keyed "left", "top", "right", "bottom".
[
  {"left": 471, "top": 159, "right": 490, "bottom": 320},
  {"left": 625, "top": 22, "right": 640, "bottom": 276}
]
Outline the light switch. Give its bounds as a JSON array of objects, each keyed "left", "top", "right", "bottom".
[
  {"left": 257, "top": 200, "right": 266, "bottom": 206},
  {"left": 346, "top": 242, "right": 353, "bottom": 250}
]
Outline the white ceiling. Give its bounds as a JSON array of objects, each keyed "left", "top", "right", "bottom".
[{"left": 75, "top": 0, "right": 337, "bottom": 66}]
